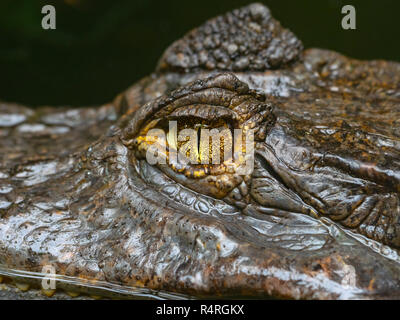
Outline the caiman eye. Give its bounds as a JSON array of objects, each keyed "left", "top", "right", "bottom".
[{"left": 121, "top": 73, "right": 275, "bottom": 198}]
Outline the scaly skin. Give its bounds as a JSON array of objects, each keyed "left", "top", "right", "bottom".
[{"left": 1, "top": 3, "right": 400, "bottom": 299}]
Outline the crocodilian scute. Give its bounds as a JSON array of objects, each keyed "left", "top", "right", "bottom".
[{"left": 157, "top": 3, "right": 303, "bottom": 72}]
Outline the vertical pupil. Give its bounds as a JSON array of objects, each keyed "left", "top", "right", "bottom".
[{"left": 197, "top": 126, "right": 201, "bottom": 153}]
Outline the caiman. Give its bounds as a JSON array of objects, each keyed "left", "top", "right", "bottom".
[{"left": 1, "top": 3, "right": 400, "bottom": 299}]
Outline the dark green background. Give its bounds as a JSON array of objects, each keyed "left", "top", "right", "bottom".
[{"left": 1, "top": 0, "right": 399, "bottom": 107}]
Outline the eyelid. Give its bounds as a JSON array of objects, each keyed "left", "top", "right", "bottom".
[{"left": 167, "top": 104, "right": 238, "bottom": 121}]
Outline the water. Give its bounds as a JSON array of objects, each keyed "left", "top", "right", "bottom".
[{"left": 0, "top": 265, "right": 191, "bottom": 299}]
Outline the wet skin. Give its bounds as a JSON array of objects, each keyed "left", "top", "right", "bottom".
[{"left": 1, "top": 3, "right": 400, "bottom": 299}]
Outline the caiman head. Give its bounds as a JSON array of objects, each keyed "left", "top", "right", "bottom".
[{"left": 1, "top": 3, "right": 400, "bottom": 299}]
